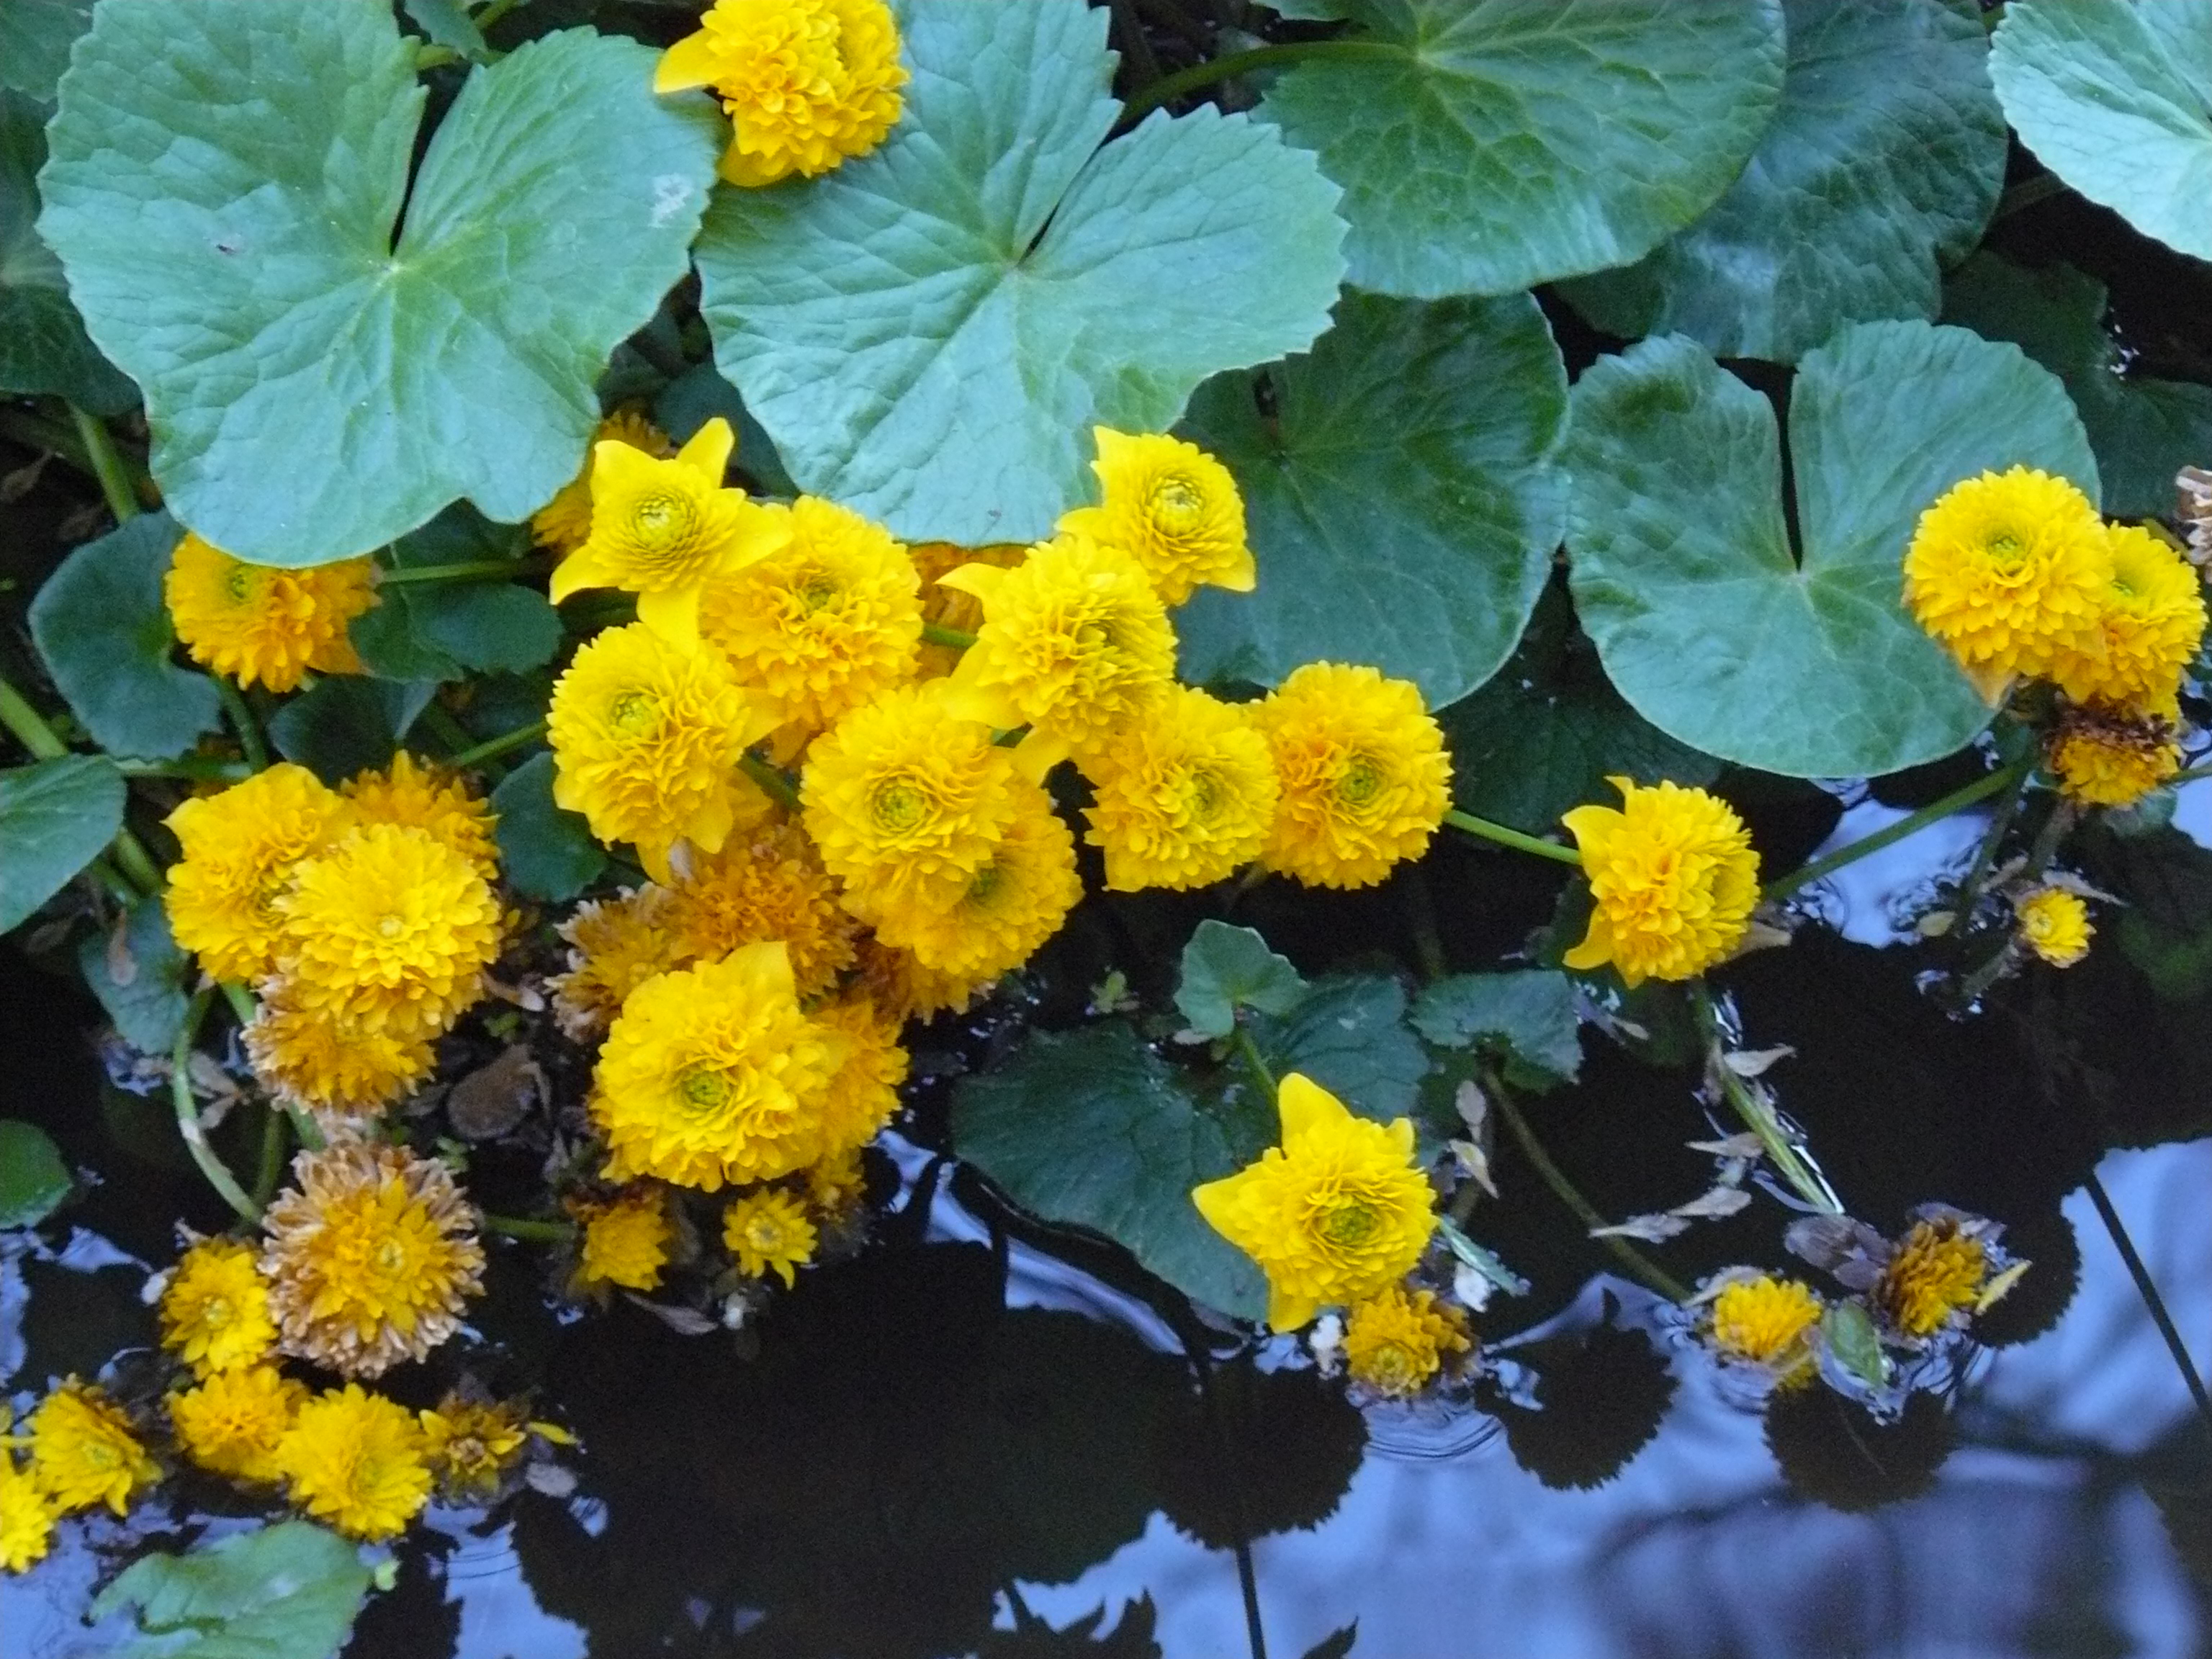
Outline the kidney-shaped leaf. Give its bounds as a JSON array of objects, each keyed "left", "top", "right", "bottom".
[
  {"left": 1565, "top": 320, "right": 2097, "bottom": 778},
  {"left": 39, "top": 0, "right": 719, "bottom": 566},
  {"left": 693, "top": 0, "right": 1347, "bottom": 546},
  {"left": 0, "top": 755, "right": 124, "bottom": 933},
  {"left": 0, "top": 88, "right": 132, "bottom": 413},
  {"left": 92, "top": 1519, "right": 371, "bottom": 1659}
]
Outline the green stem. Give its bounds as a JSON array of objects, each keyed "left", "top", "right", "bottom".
[
  {"left": 1995, "top": 171, "right": 2068, "bottom": 220},
  {"left": 1691, "top": 986, "right": 1842, "bottom": 1215},
  {"left": 219, "top": 980, "right": 258, "bottom": 1028},
  {"left": 472, "top": 0, "right": 526, "bottom": 32},
  {"left": 109, "top": 830, "right": 163, "bottom": 897},
  {"left": 920, "top": 621, "right": 976, "bottom": 650},
  {"left": 2085, "top": 1171, "right": 2212, "bottom": 1439},
  {"left": 740, "top": 750, "right": 804, "bottom": 814},
  {"left": 1951, "top": 763, "right": 2034, "bottom": 927},
  {"left": 215, "top": 679, "right": 270, "bottom": 771},
  {"left": 374, "top": 556, "right": 548, "bottom": 586},
  {"left": 284, "top": 1105, "right": 325, "bottom": 1153},
  {"left": 170, "top": 989, "right": 260, "bottom": 1223},
  {"left": 68, "top": 405, "right": 140, "bottom": 524},
  {"left": 86, "top": 855, "right": 140, "bottom": 908},
  {"left": 446, "top": 718, "right": 547, "bottom": 771},
  {"left": 1119, "top": 38, "right": 1400, "bottom": 122},
  {"left": 1761, "top": 760, "right": 2030, "bottom": 902},
  {"left": 251, "top": 1101, "right": 289, "bottom": 1210},
  {"left": 115, "top": 755, "right": 253, "bottom": 783},
  {"left": 1231, "top": 1025, "right": 1276, "bottom": 1099},
  {"left": 0, "top": 671, "right": 67, "bottom": 760},
  {"left": 482, "top": 1213, "right": 575, "bottom": 1243},
  {"left": 2171, "top": 760, "right": 2212, "bottom": 786},
  {"left": 0, "top": 408, "right": 101, "bottom": 478},
  {"left": 1442, "top": 808, "right": 1582, "bottom": 866}
]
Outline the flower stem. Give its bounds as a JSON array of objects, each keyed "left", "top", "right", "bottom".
[
  {"left": 920, "top": 622, "right": 976, "bottom": 650},
  {"left": 2171, "top": 760, "right": 2212, "bottom": 786},
  {"left": 740, "top": 750, "right": 804, "bottom": 814},
  {"left": 472, "top": 0, "right": 526, "bottom": 32},
  {"left": 1691, "top": 986, "right": 1842, "bottom": 1215},
  {"left": 1231, "top": 1024, "right": 1276, "bottom": 1100},
  {"left": 0, "top": 667, "right": 163, "bottom": 896},
  {"left": 446, "top": 719, "right": 547, "bottom": 771},
  {"left": 1119, "top": 37, "right": 1401, "bottom": 122},
  {"left": 68, "top": 405, "right": 140, "bottom": 525},
  {"left": 1761, "top": 760, "right": 2031, "bottom": 902},
  {"left": 374, "top": 555, "right": 549, "bottom": 586},
  {"left": 170, "top": 989, "right": 260, "bottom": 1224},
  {"left": 1951, "top": 762, "right": 2035, "bottom": 927},
  {"left": 219, "top": 980, "right": 258, "bottom": 1028},
  {"left": 1442, "top": 808, "right": 1582, "bottom": 866},
  {"left": 251, "top": 1100, "right": 289, "bottom": 1211},
  {"left": 482, "top": 1213, "right": 575, "bottom": 1243},
  {"left": 215, "top": 679, "right": 270, "bottom": 771},
  {"left": 115, "top": 755, "right": 253, "bottom": 783},
  {"left": 2085, "top": 1170, "right": 2212, "bottom": 1439}
]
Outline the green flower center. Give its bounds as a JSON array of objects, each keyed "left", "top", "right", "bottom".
[
  {"left": 677, "top": 1066, "right": 732, "bottom": 1114},
  {"left": 1150, "top": 475, "right": 1203, "bottom": 531},
  {"left": 629, "top": 493, "right": 693, "bottom": 552},
  {"left": 1318, "top": 1201, "right": 1380, "bottom": 1248},
  {"left": 1336, "top": 755, "right": 1384, "bottom": 809},
  {"left": 609, "top": 690, "right": 657, "bottom": 732},
  {"left": 868, "top": 778, "right": 927, "bottom": 833}
]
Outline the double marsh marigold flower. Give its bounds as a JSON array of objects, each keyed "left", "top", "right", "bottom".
[
  {"left": 164, "top": 531, "right": 377, "bottom": 692},
  {"left": 1705, "top": 1274, "right": 1822, "bottom": 1370},
  {"left": 724, "top": 1189, "right": 818, "bottom": 1287},
  {"left": 1563, "top": 778, "right": 1760, "bottom": 988},
  {"left": 2049, "top": 524, "right": 2208, "bottom": 706},
  {"left": 1874, "top": 1213, "right": 1990, "bottom": 1339},
  {"left": 811, "top": 993, "right": 908, "bottom": 1156},
  {"left": 0, "top": 1451, "right": 55, "bottom": 1573},
  {"left": 655, "top": 0, "right": 909, "bottom": 186},
  {"left": 1083, "top": 685, "right": 1278, "bottom": 891},
  {"left": 26, "top": 1382, "right": 158, "bottom": 1517},
  {"left": 243, "top": 987, "right": 438, "bottom": 1123},
  {"left": 1256, "top": 662, "right": 1450, "bottom": 889},
  {"left": 158, "top": 1238, "right": 276, "bottom": 1377},
  {"left": 870, "top": 781, "right": 1082, "bottom": 980},
  {"left": 342, "top": 752, "right": 499, "bottom": 882},
  {"left": 164, "top": 763, "right": 351, "bottom": 985},
  {"left": 2015, "top": 886, "right": 2092, "bottom": 967},
  {"left": 2048, "top": 693, "right": 2185, "bottom": 807},
  {"left": 168, "top": 1364, "right": 305, "bottom": 1484},
  {"left": 567, "top": 1187, "right": 676, "bottom": 1293},
  {"left": 261, "top": 1142, "right": 486, "bottom": 1379},
  {"left": 1343, "top": 1284, "right": 1471, "bottom": 1398},
  {"left": 276, "top": 1384, "right": 431, "bottom": 1542},
  {"left": 532, "top": 410, "right": 675, "bottom": 554},
  {"left": 664, "top": 824, "right": 860, "bottom": 999},
  {"left": 549, "top": 886, "right": 684, "bottom": 1041},
  {"left": 852, "top": 934, "right": 987, "bottom": 1025},
  {"left": 1058, "top": 428, "right": 1254, "bottom": 605},
  {"left": 419, "top": 1393, "right": 527, "bottom": 1501},
  {"left": 1192, "top": 1074, "right": 1437, "bottom": 1332}
]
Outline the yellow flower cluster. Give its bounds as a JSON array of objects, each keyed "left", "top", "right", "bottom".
[
  {"left": 1343, "top": 1282, "right": 1472, "bottom": 1398},
  {"left": 1563, "top": 777, "right": 1761, "bottom": 986},
  {"left": 1704, "top": 1274, "right": 1822, "bottom": 1372},
  {"left": 164, "top": 532, "right": 377, "bottom": 692},
  {"left": 2015, "top": 885, "right": 2092, "bottom": 968},
  {"left": 1874, "top": 1213, "right": 1990, "bottom": 1339}
]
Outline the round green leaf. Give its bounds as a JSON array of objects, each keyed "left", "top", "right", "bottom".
[
  {"left": 38, "top": 0, "right": 720, "bottom": 566},
  {"left": 1564, "top": 320, "right": 2097, "bottom": 778},
  {"left": 1175, "top": 291, "right": 1566, "bottom": 708},
  {"left": 493, "top": 752, "right": 606, "bottom": 902},
  {"left": 0, "top": 0, "right": 91, "bottom": 101},
  {"left": 0, "top": 88, "right": 132, "bottom": 412},
  {"left": 78, "top": 899, "right": 193, "bottom": 1058},
  {"left": 92, "top": 1520, "right": 372, "bottom": 1659},
  {"left": 693, "top": 0, "right": 1348, "bottom": 545},
  {"left": 1174, "top": 920, "right": 1308, "bottom": 1040},
  {"left": 1990, "top": 0, "right": 2212, "bottom": 262},
  {"left": 1251, "top": 0, "right": 1786, "bottom": 298},
  {"left": 1409, "top": 971, "right": 1583, "bottom": 1089},
  {"left": 0, "top": 1120, "right": 71, "bottom": 1229},
  {"left": 1561, "top": 0, "right": 2005, "bottom": 364},
  {"left": 1249, "top": 975, "right": 1428, "bottom": 1122},
  {"left": 0, "top": 755, "right": 124, "bottom": 933},
  {"left": 268, "top": 677, "right": 435, "bottom": 784}
]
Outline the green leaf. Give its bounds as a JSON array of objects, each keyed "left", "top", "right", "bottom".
[
  {"left": 952, "top": 1024, "right": 1268, "bottom": 1322},
  {"left": 78, "top": 899, "right": 192, "bottom": 1056},
  {"left": 0, "top": 755, "right": 124, "bottom": 932},
  {"left": 1943, "top": 251, "right": 2212, "bottom": 519},
  {"left": 91, "top": 1519, "right": 372, "bottom": 1659},
  {"left": 268, "top": 678, "right": 435, "bottom": 785},
  {"left": 410, "top": 583, "right": 563, "bottom": 676},
  {"left": 1174, "top": 920, "right": 1308, "bottom": 1039},
  {"left": 492, "top": 752, "right": 606, "bottom": 902},
  {"left": 1561, "top": 0, "right": 2005, "bottom": 364},
  {"left": 1409, "top": 971, "right": 1582, "bottom": 1089},
  {"left": 401, "top": 0, "right": 487, "bottom": 58},
  {"left": 1820, "top": 1299, "right": 1891, "bottom": 1390},
  {"left": 38, "top": 1, "right": 721, "bottom": 566},
  {"left": 0, "top": 0, "right": 91, "bottom": 101},
  {"left": 1251, "top": 0, "right": 1786, "bottom": 298},
  {"left": 1563, "top": 320, "right": 2097, "bottom": 778},
  {"left": 655, "top": 361, "right": 795, "bottom": 499},
  {"left": 0, "top": 87, "right": 132, "bottom": 412},
  {"left": 1249, "top": 974, "right": 1428, "bottom": 1120},
  {"left": 1990, "top": 0, "right": 2212, "bottom": 262},
  {"left": 28, "top": 513, "right": 225, "bottom": 760},
  {"left": 1175, "top": 291, "right": 1566, "bottom": 707},
  {"left": 0, "top": 1120, "right": 71, "bottom": 1228},
  {"left": 693, "top": 0, "right": 1347, "bottom": 545}
]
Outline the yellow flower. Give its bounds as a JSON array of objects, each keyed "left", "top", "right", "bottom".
[
  {"left": 549, "top": 886, "right": 683, "bottom": 1043},
  {"left": 242, "top": 986, "right": 438, "bottom": 1125},
  {"left": 164, "top": 531, "right": 377, "bottom": 692},
  {"left": 939, "top": 532, "right": 1178, "bottom": 760},
  {"left": 272, "top": 824, "right": 502, "bottom": 1041},
  {"left": 567, "top": 1187, "right": 676, "bottom": 1293},
  {"left": 1191, "top": 1074, "right": 1437, "bottom": 1332},
  {"left": 1707, "top": 1274, "right": 1822, "bottom": 1367},
  {"left": 260, "top": 1142, "right": 486, "bottom": 1380},
  {"left": 164, "top": 764, "right": 351, "bottom": 986},
  {"left": 548, "top": 621, "right": 778, "bottom": 882},
  {"left": 532, "top": 410, "right": 675, "bottom": 554},
  {"left": 0, "top": 1455, "right": 55, "bottom": 1573},
  {"left": 2049, "top": 524, "right": 2208, "bottom": 706},
  {"left": 1343, "top": 1283, "right": 1471, "bottom": 1398},
  {"left": 341, "top": 752, "right": 500, "bottom": 883},
  {"left": 868, "top": 781, "right": 1082, "bottom": 980},
  {"left": 850, "top": 935, "right": 989, "bottom": 1025},
  {"left": 1902, "top": 467, "right": 2110, "bottom": 688},
  {"left": 912, "top": 539, "right": 1025, "bottom": 677},
  {"left": 418, "top": 1394, "right": 527, "bottom": 1501},
  {"left": 593, "top": 942, "right": 849, "bottom": 1191},
  {"left": 723, "top": 1188, "right": 818, "bottom": 1287},
  {"left": 664, "top": 824, "right": 861, "bottom": 1001},
  {"left": 1083, "top": 685, "right": 1277, "bottom": 891},
  {"left": 1058, "top": 428, "right": 1254, "bottom": 605},
  {"left": 276, "top": 1384, "right": 431, "bottom": 1542},
  {"left": 26, "top": 1382, "right": 158, "bottom": 1517},
  {"left": 2015, "top": 886, "right": 2092, "bottom": 967},
  {"left": 2049, "top": 693, "right": 2185, "bottom": 807},
  {"left": 810, "top": 992, "right": 908, "bottom": 1156},
  {"left": 805, "top": 1146, "right": 868, "bottom": 1217},
  {"left": 699, "top": 495, "right": 923, "bottom": 731},
  {"left": 168, "top": 1364, "right": 306, "bottom": 1484},
  {"left": 158, "top": 1238, "right": 276, "bottom": 1377},
  {"left": 549, "top": 418, "right": 788, "bottom": 648},
  {"left": 1875, "top": 1215, "right": 1989, "bottom": 1339},
  {"left": 1563, "top": 778, "right": 1760, "bottom": 988},
  {"left": 655, "top": 0, "right": 908, "bottom": 187},
  {"left": 1255, "top": 662, "right": 1451, "bottom": 889}
]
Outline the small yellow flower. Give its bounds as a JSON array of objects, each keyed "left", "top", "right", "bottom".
[
  {"left": 664, "top": 824, "right": 861, "bottom": 1001},
  {"left": 567, "top": 1187, "right": 677, "bottom": 1294},
  {"left": 1563, "top": 778, "right": 1760, "bottom": 988},
  {"left": 2049, "top": 693, "right": 2185, "bottom": 807},
  {"left": 164, "top": 531, "right": 377, "bottom": 692},
  {"left": 1058, "top": 428, "right": 1254, "bottom": 605},
  {"left": 1706, "top": 1274, "right": 1822, "bottom": 1368},
  {"left": 26, "top": 1382, "right": 158, "bottom": 1517},
  {"left": 868, "top": 781, "right": 1083, "bottom": 981},
  {"left": 549, "top": 886, "right": 685, "bottom": 1043},
  {"left": 724, "top": 1188, "right": 818, "bottom": 1287},
  {"left": 341, "top": 752, "right": 500, "bottom": 883},
  {"left": 850, "top": 935, "right": 989, "bottom": 1025},
  {"left": 1192, "top": 1074, "right": 1437, "bottom": 1332},
  {"left": 276, "top": 1384, "right": 431, "bottom": 1542},
  {"left": 163, "top": 764, "right": 351, "bottom": 986},
  {"left": 1083, "top": 685, "right": 1277, "bottom": 891},
  {"left": 1255, "top": 662, "right": 1450, "bottom": 889},
  {"left": 593, "top": 942, "right": 850, "bottom": 1191},
  {"left": 1343, "top": 1283, "right": 1471, "bottom": 1398},
  {"left": 168, "top": 1364, "right": 306, "bottom": 1484},
  {"left": 810, "top": 992, "right": 909, "bottom": 1157},
  {"left": 1876, "top": 1215, "right": 1990, "bottom": 1339},
  {"left": 418, "top": 1393, "right": 527, "bottom": 1501},
  {"left": 0, "top": 1455, "right": 56, "bottom": 1573},
  {"left": 532, "top": 410, "right": 676, "bottom": 554},
  {"left": 804, "top": 1146, "right": 868, "bottom": 1217},
  {"left": 2015, "top": 886, "right": 2092, "bottom": 967},
  {"left": 2049, "top": 524, "right": 2208, "bottom": 706},
  {"left": 242, "top": 986, "right": 438, "bottom": 1125},
  {"left": 158, "top": 1238, "right": 277, "bottom": 1377},
  {"left": 655, "top": 0, "right": 909, "bottom": 187}
]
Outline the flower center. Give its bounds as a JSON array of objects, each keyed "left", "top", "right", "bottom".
[
  {"left": 747, "top": 1218, "right": 785, "bottom": 1251},
  {"left": 1318, "top": 1201, "right": 1380, "bottom": 1248},
  {"left": 1149, "top": 475, "right": 1204, "bottom": 531},
  {"left": 609, "top": 689, "right": 657, "bottom": 732},
  {"left": 1336, "top": 755, "right": 1383, "bottom": 809},
  {"left": 868, "top": 778, "right": 927, "bottom": 833},
  {"left": 677, "top": 1065, "right": 732, "bottom": 1115},
  {"left": 795, "top": 570, "right": 840, "bottom": 612},
  {"left": 224, "top": 565, "right": 257, "bottom": 603},
  {"left": 628, "top": 493, "right": 693, "bottom": 554},
  {"left": 1187, "top": 768, "right": 1225, "bottom": 822},
  {"left": 378, "top": 914, "right": 404, "bottom": 940}
]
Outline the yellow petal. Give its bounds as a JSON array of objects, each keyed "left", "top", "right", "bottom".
[
  {"left": 548, "top": 547, "right": 613, "bottom": 603},
  {"left": 1010, "top": 727, "right": 1069, "bottom": 785},
  {"left": 654, "top": 31, "right": 723, "bottom": 94},
  {"left": 726, "top": 938, "right": 799, "bottom": 1006},
  {"left": 1561, "top": 912, "right": 1613, "bottom": 974},
  {"left": 725, "top": 498, "right": 795, "bottom": 572},
  {"left": 675, "top": 416, "right": 736, "bottom": 484},
  {"left": 1213, "top": 549, "right": 1258, "bottom": 593},
  {"left": 1266, "top": 1283, "right": 1319, "bottom": 1333},
  {"left": 1559, "top": 802, "right": 1617, "bottom": 855},
  {"left": 935, "top": 562, "right": 1010, "bottom": 601},
  {"left": 1274, "top": 1073, "right": 1346, "bottom": 1143},
  {"left": 636, "top": 585, "right": 703, "bottom": 650}
]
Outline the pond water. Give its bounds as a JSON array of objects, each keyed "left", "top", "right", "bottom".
[{"left": 4, "top": 782, "right": 2208, "bottom": 1659}]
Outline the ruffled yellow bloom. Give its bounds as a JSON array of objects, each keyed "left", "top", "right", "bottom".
[
  {"left": 168, "top": 1364, "right": 306, "bottom": 1484},
  {"left": 260, "top": 1143, "right": 486, "bottom": 1380},
  {"left": 850, "top": 935, "right": 988, "bottom": 1025},
  {"left": 1875, "top": 1215, "right": 1988, "bottom": 1339},
  {"left": 567, "top": 1187, "right": 676, "bottom": 1293},
  {"left": 1058, "top": 428, "right": 1254, "bottom": 605},
  {"left": 723, "top": 1188, "right": 818, "bottom": 1287},
  {"left": 164, "top": 531, "right": 376, "bottom": 692},
  {"left": 276, "top": 1384, "right": 431, "bottom": 1542},
  {"left": 532, "top": 410, "right": 675, "bottom": 554},
  {"left": 1343, "top": 1283, "right": 1471, "bottom": 1397},
  {"left": 1192, "top": 1074, "right": 1437, "bottom": 1332},
  {"left": 2047, "top": 523, "right": 2207, "bottom": 705},
  {"left": 699, "top": 495, "right": 922, "bottom": 731},
  {"left": 1255, "top": 662, "right": 1450, "bottom": 889},
  {"left": 1083, "top": 685, "right": 1277, "bottom": 891},
  {"left": 341, "top": 752, "right": 499, "bottom": 882},
  {"left": 805, "top": 1146, "right": 868, "bottom": 1217},
  {"left": 242, "top": 987, "right": 438, "bottom": 1124},
  {"left": 2049, "top": 694, "right": 2185, "bottom": 807},
  {"left": 548, "top": 622, "right": 778, "bottom": 882},
  {"left": 548, "top": 886, "right": 683, "bottom": 1043},
  {"left": 810, "top": 992, "right": 908, "bottom": 1156},
  {"left": 593, "top": 943, "right": 849, "bottom": 1191},
  {"left": 158, "top": 1238, "right": 276, "bottom": 1377},
  {"left": 939, "top": 532, "right": 1177, "bottom": 760},
  {"left": 1902, "top": 467, "right": 2110, "bottom": 688},
  {"left": 869, "top": 781, "right": 1082, "bottom": 980},
  {"left": 419, "top": 1394, "right": 527, "bottom": 1501},
  {"left": 272, "top": 824, "right": 502, "bottom": 1041},
  {"left": 164, "top": 764, "right": 351, "bottom": 985},
  {"left": 1707, "top": 1274, "right": 1822, "bottom": 1367},
  {"left": 665, "top": 824, "right": 860, "bottom": 1000},
  {"left": 2015, "top": 886, "right": 2092, "bottom": 967},
  {"left": 655, "top": 0, "right": 908, "bottom": 186},
  {"left": 27, "top": 1382, "right": 158, "bottom": 1516},
  {"left": 1563, "top": 778, "right": 1759, "bottom": 988},
  {"left": 0, "top": 1455, "right": 55, "bottom": 1573}
]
